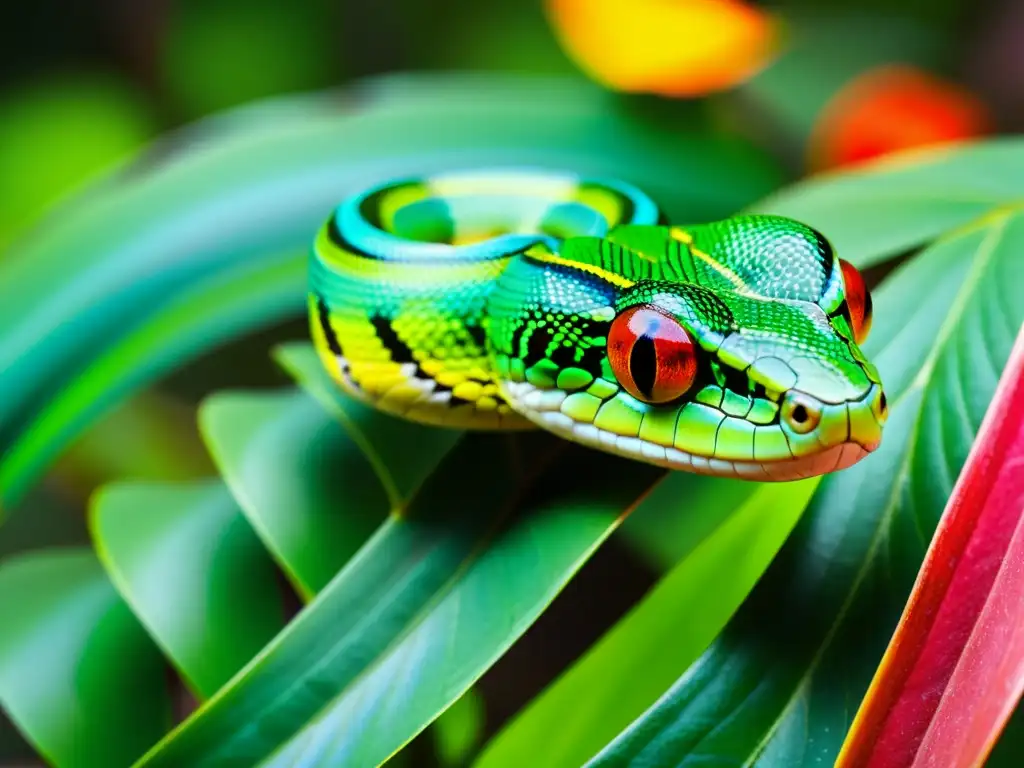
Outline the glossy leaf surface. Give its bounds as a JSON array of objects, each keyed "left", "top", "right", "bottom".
[
  {"left": 199, "top": 388, "right": 389, "bottom": 599},
  {"left": 91, "top": 481, "right": 285, "bottom": 699},
  {"left": 590, "top": 163, "right": 1024, "bottom": 766},
  {"left": 0, "top": 550, "right": 171, "bottom": 767},
  {"left": 476, "top": 477, "right": 818, "bottom": 768},
  {"left": 0, "top": 72, "right": 781, "bottom": 518},
  {"left": 838, "top": 325, "right": 1024, "bottom": 767},
  {"left": 272, "top": 342, "right": 461, "bottom": 508},
  {"left": 0, "top": 254, "right": 301, "bottom": 510},
  {"left": 138, "top": 431, "right": 663, "bottom": 766},
  {"left": 756, "top": 139, "right": 1024, "bottom": 266}
]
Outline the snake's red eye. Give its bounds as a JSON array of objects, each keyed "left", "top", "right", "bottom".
[
  {"left": 840, "top": 259, "right": 873, "bottom": 344},
  {"left": 607, "top": 305, "right": 698, "bottom": 404}
]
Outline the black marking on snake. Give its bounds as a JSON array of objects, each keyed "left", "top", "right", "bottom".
[
  {"left": 369, "top": 314, "right": 440, "bottom": 387},
  {"left": 329, "top": 211, "right": 534, "bottom": 263},
  {"left": 814, "top": 230, "right": 835, "bottom": 285},
  {"left": 327, "top": 216, "right": 382, "bottom": 260},
  {"left": 466, "top": 323, "right": 488, "bottom": 352},
  {"left": 369, "top": 315, "right": 475, "bottom": 405},
  {"left": 317, "top": 296, "right": 344, "bottom": 355}
]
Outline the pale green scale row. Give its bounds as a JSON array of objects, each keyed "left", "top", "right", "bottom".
[{"left": 495, "top": 349, "right": 805, "bottom": 460}]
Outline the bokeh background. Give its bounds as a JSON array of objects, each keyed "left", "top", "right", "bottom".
[{"left": 1, "top": 0, "right": 1021, "bottom": 764}]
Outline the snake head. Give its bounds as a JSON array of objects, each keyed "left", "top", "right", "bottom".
[
  {"left": 493, "top": 215, "right": 886, "bottom": 481},
  {"left": 601, "top": 275, "right": 886, "bottom": 480}
]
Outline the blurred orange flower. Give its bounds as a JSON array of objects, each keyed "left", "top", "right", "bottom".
[
  {"left": 809, "top": 65, "right": 991, "bottom": 171},
  {"left": 546, "top": 0, "right": 778, "bottom": 97}
]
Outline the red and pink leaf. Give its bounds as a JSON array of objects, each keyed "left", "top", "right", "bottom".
[{"left": 839, "top": 322, "right": 1024, "bottom": 767}]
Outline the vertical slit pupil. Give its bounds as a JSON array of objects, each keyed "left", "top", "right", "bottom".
[{"left": 629, "top": 333, "right": 658, "bottom": 400}]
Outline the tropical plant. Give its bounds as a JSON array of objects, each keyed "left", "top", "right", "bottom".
[{"left": 1, "top": 72, "right": 1023, "bottom": 767}]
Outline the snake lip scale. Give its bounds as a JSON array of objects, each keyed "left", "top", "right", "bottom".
[{"left": 310, "top": 168, "right": 887, "bottom": 481}]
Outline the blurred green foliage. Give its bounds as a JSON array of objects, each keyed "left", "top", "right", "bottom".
[
  {"left": 163, "top": 0, "right": 339, "bottom": 117},
  {"left": 0, "top": 76, "right": 154, "bottom": 247}
]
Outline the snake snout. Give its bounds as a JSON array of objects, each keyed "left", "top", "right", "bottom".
[{"left": 848, "top": 383, "right": 887, "bottom": 453}]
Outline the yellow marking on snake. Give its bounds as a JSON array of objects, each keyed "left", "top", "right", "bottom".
[
  {"left": 526, "top": 248, "right": 636, "bottom": 290},
  {"left": 670, "top": 226, "right": 748, "bottom": 292}
]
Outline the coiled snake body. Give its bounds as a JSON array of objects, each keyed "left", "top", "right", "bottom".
[{"left": 310, "top": 170, "right": 887, "bottom": 481}]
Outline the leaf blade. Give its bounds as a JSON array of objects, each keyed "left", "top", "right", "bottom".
[
  {"left": 587, "top": 205, "right": 1024, "bottom": 766},
  {"left": 753, "top": 139, "right": 1024, "bottom": 267},
  {"left": 0, "top": 72, "right": 781, "bottom": 507},
  {"left": 475, "top": 476, "right": 818, "bottom": 768},
  {"left": 135, "top": 432, "right": 662, "bottom": 767},
  {"left": 90, "top": 480, "right": 286, "bottom": 699},
  {"left": 837, "top": 323, "right": 1024, "bottom": 767},
  {"left": 0, "top": 549, "right": 172, "bottom": 767}
]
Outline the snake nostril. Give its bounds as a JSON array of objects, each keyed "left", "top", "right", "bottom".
[{"left": 872, "top": 387, "right": 889, "bottom": 423}]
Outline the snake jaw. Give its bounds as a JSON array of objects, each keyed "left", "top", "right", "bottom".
[{"left": 501, "top": 373, "right": 886, "bottom": 482}]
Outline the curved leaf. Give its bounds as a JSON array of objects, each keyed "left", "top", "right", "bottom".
[
  {"left": 754, "top": 139, "right": 1024, "bottom": 267},
  {"left": 589, "top": 200, "right": 1024, "bottom": 764},
  {"left": 199, "top": 388, "right": 389, "bottom": 599},
  {"left": 258, "top": 444, "right": 664, "bottom": 768},
  {"left": 0, "top": 253, "right": 301, "bottom": 510},
  {"left": 136, "top": 433, "right": 663, "bottom": 767},
  {"left": 0, "top": 549, "right": 171, "bottom": 767},
  {"left": 616, "top": 474, "right": 775, "bottom": 571},
  {"left": 476, "top": 477, "right": 818, "bottom": 768},
  {"left": 90, "top": 481, "right": 285, "bottom": 699},
  {"left": 0, "top": 72, "right": 781, "bottom": 516},
  {"left": 272, "top": 342, "right": 461, "bottom": 508},
  {"left": 838, "top": 325, "right": 1024, "bottom": 767}
]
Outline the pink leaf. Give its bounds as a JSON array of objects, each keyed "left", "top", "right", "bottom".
[{"left": 839, "top": 322, "right": 1024, "bottom": 767}]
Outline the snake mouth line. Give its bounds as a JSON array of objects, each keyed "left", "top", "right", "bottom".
[
  {"left": 525, "top": 407, "right": 868, "bottom": 481},
  {"left": 503, "top": 379, "right": 879, "bottom": 481}
]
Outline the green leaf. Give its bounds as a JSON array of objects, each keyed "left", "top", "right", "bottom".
[
  {"left": 0, "top": 549, "right": 171, "bottom": 767},
  {"left": 0, "top": 253, "right": 303, "bottom": 511},
  {"left": 199, "top": 387, "right": 389, "bottom": 599},
  {"left": 0, "top": 75, "right": 154, "bottom": 245},
  {"left": 0, "top": 72, "right": 781, "bottom": 514},
  {"left": 90, "top": 480, "right": 285, "bottom": 699},
  {"left": 588, "top": 203, "right": 1024, "bottom": 764},
  {"left": 616, "top": 473, "right": 767, "bottom": 571},
  {"left": 136, "top": 433, "right": 663, "bottom": 767},
  {"left": 434, "top": 688, "right": 487, "bottom": 767},
  {"left": 273, "top": 342, "right": 462, "bottom": 508},
  {"left": 754, "top": 139, "right": 1024, "bottom": 267},
  {"left": 476, "top": 477, "right": 817, "bottom": 768}
]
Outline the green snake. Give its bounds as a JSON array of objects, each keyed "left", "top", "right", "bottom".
[{"left": 309, "top": 170, "right": 887, "bottom": 481}]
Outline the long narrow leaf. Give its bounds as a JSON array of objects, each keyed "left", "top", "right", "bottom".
[
  {"left": 755, "top": 138, "right": 1024, "bottom": 267},
  {"left": 0, "top": 253, "right": 301, "bottom": 510},
  {"left": 90, "top": 481, "right": 285, "bottom": 699},
  {"left": 475, "top": 477, "right": 818, "bottom": 768},
  {"left": 588, "top": 207, "right": 1024, "bottom": 766},
  {"left": 137, "top": 432, "right": 663, "bottom": 766},
  {"left": 838, "top": 323, "right": 1024, "bottom": 767},
  {"left": 0, "top": 550, "right": 171, "bottom": 767},
  {"left": 0, "top": 73, "right": 780, "bottom": 516}
]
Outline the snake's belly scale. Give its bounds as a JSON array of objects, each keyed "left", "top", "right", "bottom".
[{"left": 310, "top": 169, "right": 888, "bottom": 481}]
